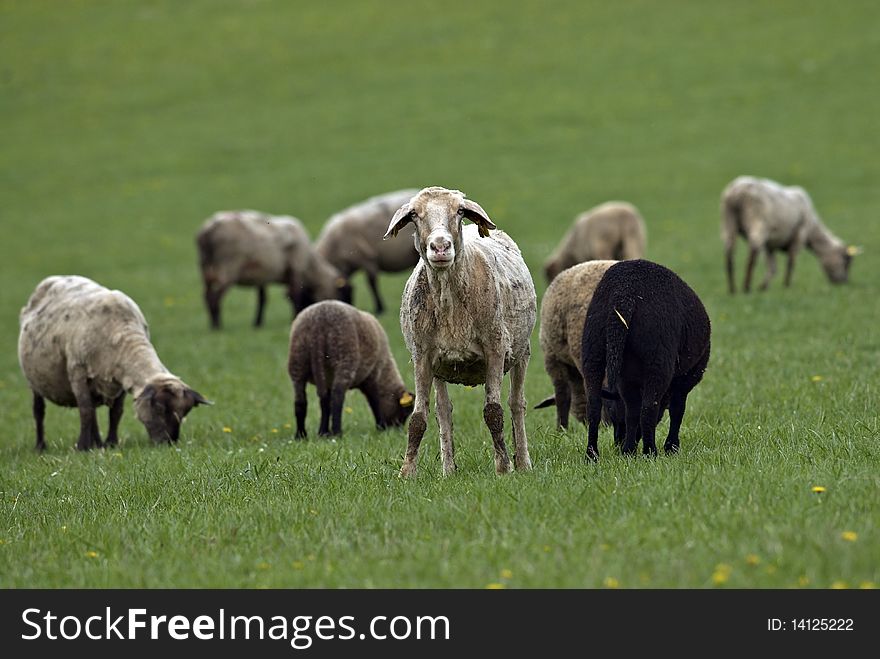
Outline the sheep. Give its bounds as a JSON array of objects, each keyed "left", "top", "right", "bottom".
[
  {"left": 18, "top": 275, "right": 211, "bottom": 451},
  {"left": 582, "top": 260, "right": 710, "bottom": 459},
  {"left": 315, "top": 189, "right": 420, "bottom": 314},
  {"left": 383, "top": 186, "right": 536, "bottom": 477},
  {"left": 721, "top": 175, "right": 860, "bottom": 293},
  {"left": 543, "top": 201, "right": 647, "bottom": 283},
  {"left": 196, "top": 210, "right": 351, "bottom": 329},
  {"left": 287, "top": 300, "right": 414, "bottom": 438},
  {"left": 534, "top": 260, "right": 619, "bottom": 431}
]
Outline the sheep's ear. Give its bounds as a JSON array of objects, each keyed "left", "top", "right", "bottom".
[
  {"left": 383, "top": 203, "right": 414, "bottom": 240},
  {"left": 188, "top": 389, "right": 213, "bottom": 406},
  {"left": 846, "top": 245, "right": 863, "bottom": 256},
  {"left": 534, "top": 395, "right": 556, "bottom": 409},
  {"left": 460, "top": 198, "right": 497, "bottom": 237}
]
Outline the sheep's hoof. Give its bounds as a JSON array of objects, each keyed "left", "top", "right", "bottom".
[
  {"left": 399, "top": 462, "right": 417, "bottom": 479},
  {"left": 664, "top": 442, "right": 680, "bottom": 455},
  {"left": 295, "top": 431, "right": 307, "bottom": 440},
  {"left": 514, "top": 454, "right": 532, "bottom": 471},
  {"left": 441, "top": 461, "right": 457, "bottom": 476},
  {"left": 495, "top": 458, "right": 513, "bottom": 475},
  {"left": 586, "top": 446, "right": 599, "bottom": 461}
]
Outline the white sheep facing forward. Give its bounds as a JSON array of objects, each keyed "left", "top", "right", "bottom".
[
  {"left": 384, "top": 186, "right": 536, "bottom": 477},
  {"left": 721, "top": 176, "right": 860, "bottom": 293},
  {"left": 18, "top": 276, "right": 210, "bottom": 450}
]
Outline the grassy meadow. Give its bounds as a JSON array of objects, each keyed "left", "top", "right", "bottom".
[{"left": 0, "top": 0, "right": 877, "bottom": 588}]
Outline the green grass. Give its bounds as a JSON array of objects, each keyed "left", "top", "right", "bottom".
[{"left": 1, "top": 0, "right": 878, "bottom": 588}]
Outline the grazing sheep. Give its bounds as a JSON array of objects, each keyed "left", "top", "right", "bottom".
[
  {"left": 18, "top": 276, "right": 211, "bottom": 451},
  {"left": 384, "top": 186, "right": 536, "bottom": 477},
  {"left": 534, "top": 260, "right": 619, "bottom": 431},
  {"left": 543, "top": 201, "right": 647, "bottom": 283},
  {"left": 721, "top": 175, "right": 860, "bottom": 293},
  {"left": 196, "top": 210, "right": 351, "bottom": 329},
  {"left": 582, "top": 260, "right": 710, "bottom": 459},
  {"left": 316, "top": 189, "right": 420, "bottom": 314},
  {"left": 287, "top": 300, "right": 414, "bottom": 437}
]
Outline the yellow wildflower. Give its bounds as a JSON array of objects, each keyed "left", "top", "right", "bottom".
[{"left": 712, "top": 563, "right": 732, "bottom": 585}]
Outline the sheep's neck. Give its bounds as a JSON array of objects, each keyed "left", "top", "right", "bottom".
[
  {"left": 424, "top": 249, "right": 473, "bottom": 314},
  {"left": 114, "top": 330, "right": 172, "bottom": 396},
  {"left": 806, "top": 218, "right": 841, "bottom": 255}
]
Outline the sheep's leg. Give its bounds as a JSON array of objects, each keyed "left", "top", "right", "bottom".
[
  {"left": 759, "top": 250, "right": 777, "bottom": 291},
  {"left": 400, "top": 359, "right": 433, "bottom": 478},
  {"left": 743, "top": 245, "right": 763, "bottom": 293},
  {"left": 204, "top": 281, "right": 228, "bottom": 329},
  {"left": 620, "top": 386, "right": 642, "bottom": 456},
  {"left": 365, "top": 269, "right": 384, "bottom": 315},
  {"left": 329, "top": 384, "right": 346, "bottom": 436},
  {"left": 293, "top": 380, "right": 308, "bottom": 439},
  {"left": 509, "top": 356, "right": 532, "bottom": 471},
  {"left": 434, "top": 378, "right": 456, "bottom": 476},
  {"left": 33, "top": 392, "right": 46, "bottom": 452},
  {"left": 483, "top": 355, "right": 511, "bottom": 475},
  {"left": 253, "top": 285, "right": 267, "bottom": 327},
  {"left": 724, "top": 241, "right": 736, "bottom": 295},
  {"left": 318, "top": 392, "right": 331, "bottom": 436},
  {"left": 638, "top": 392, "right": 662, "bottom": 457},
  {"left": 105, "top": 393, "right": 125, "bottom": 447},
  {"left": 784, "top": 247, "right": 799, "bottom": 287},
  {"left": 664, "top": 350, "right": 708, "bottom": 454},
  {"left": 664, "top": 390, "right": 687, "bottom": 455},
  {"left": 570, "top": 374, "right": 588, "bottom": 426},
  {"left": 586, "top": 389, "right": 602, "bottom": 461},
  {"left": 553, "top": 379, "right": 571, "bottom": 430},
  {"left": 287, "top": 273, "right": 307, "bottom": 315},
  {"left": 69, "top": 369, "right": 102, "bottom": 451},
  {"left": 606, "top": 398, "right": 625, "bottom": 447}
]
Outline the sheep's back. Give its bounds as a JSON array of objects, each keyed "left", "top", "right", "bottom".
[
  {"left": 18, "top": 276, "right": 148, "bottom": 405},
  {"left": 199, "top": 212, "right": 304, "bottom": 285},
  {"left": 540, "top": 260, "right": 617, "bottom": 369},
  {"left": 319, "top": 190, "right": 420, "bottom": 273}
]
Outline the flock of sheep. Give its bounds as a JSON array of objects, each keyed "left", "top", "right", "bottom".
[{"left": 17, "top": 176, "right": 859, "bottom": 475}]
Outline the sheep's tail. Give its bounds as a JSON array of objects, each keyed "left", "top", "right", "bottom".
[
  {"left": 196, "top": 224, "right": 218, "bottom": 270},
  {"left": 720, "top": 192, "right": 742, "bottom": 249},
  {"left": 309, "top": 346, "right": 329, "bottom": 396},
  {"left": 605, "top": 293, "right": 635, "bottom": 394}
]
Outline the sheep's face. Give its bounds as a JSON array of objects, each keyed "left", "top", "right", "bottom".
[
  {"left": 822, "top": 245, "right": 854, "bottom": 284},
  {"left": 376, "top": 391, "right": 415, "bottom": 429},
  {"left": 134, "top": 380, "right": 211, "bottom": 443},
  {"left": 383, "top": 187, "right": 496, "bottom": 271}
]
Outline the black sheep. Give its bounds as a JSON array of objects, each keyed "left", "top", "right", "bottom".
[{"left": 581, "top": 259, "right": 710, "bottom": 459}]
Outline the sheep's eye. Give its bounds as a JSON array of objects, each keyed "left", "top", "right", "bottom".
[
  {"left": 456, "top": 208, "right": 465, "bottom": 217},
  {"left": 409, "top": 210, "right": 418, "bottom": 219}
]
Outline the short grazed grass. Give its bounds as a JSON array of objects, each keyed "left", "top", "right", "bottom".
[{"left": 0, "top": 0, "right": 877, "bottom": 588}]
